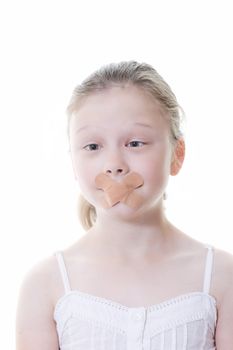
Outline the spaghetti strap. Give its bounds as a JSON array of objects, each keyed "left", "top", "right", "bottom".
[
  {"left": 55, "top": 251, "right": 71, "bottom": 294},
  {"left": 203, "top": 245, "right": 214, "bottom": 294}
]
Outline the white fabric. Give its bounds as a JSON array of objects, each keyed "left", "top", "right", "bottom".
[{"left": 53, "top": 244, "right": 217, "bottom": 349}]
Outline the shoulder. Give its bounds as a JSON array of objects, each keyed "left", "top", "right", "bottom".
[
  {"left": 177, "top": 232, "right": 233, "bottom": 300},
  {"left": 16, "top": 254, "right": 61, "bottom": 350},
  {"left": 213, "top": 245, "right": 233, "bottom": 269},
  {"left": 212, "top": 246, "right": 233, "bottom": 300},
  {"left": 16, "top": 250, "right": 69, "bottom": 317},
  {"left": 20, "top": 253, "right": 59, "bottom": 288},
  {"left": 17, "top": 253, "right": 60, "bottom": 310},
  {"left": 212, "top": 246, "right": 233, "bottom": 347}
]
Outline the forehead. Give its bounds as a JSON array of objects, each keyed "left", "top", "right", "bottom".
[{"left": 70, "top": 85, "right": 169, "bottom": 132}]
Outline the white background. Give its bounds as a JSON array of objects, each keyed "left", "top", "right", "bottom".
[{"left": 1, "top": 0, "right": 233, "bottom": 348}]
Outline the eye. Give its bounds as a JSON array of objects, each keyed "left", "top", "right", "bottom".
[
  {"left": 83, "top": 143, "right": 100, "bottom": 151},
  {"left": 127, "top": 140, "right": 146, "bottom": 148}
]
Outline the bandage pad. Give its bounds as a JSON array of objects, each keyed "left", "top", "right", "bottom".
[{"left": 95, "top": 172, "right": 144, "bottom": 209}]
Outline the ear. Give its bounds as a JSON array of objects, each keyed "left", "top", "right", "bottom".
[{"left": 170, "top": 138, "right": 185, "bottom": 176}]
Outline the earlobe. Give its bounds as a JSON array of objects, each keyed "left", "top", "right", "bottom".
[{"left": 170, "top": 138, "right": 185, "bottom": 176}]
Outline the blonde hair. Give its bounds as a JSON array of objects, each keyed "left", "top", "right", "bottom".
[{"left": 66, "top": 60, "right": 185, "bottom": 231}]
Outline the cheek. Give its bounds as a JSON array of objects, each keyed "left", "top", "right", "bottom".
[
  {"left": 74, "top": 164, "right": 98, "bottom": 206},
  {"left": 139, "top": 148, "right": 172, "bottom": 185},
  {"left": 72, "top": 155, "right": 96, "bottom": 189}
]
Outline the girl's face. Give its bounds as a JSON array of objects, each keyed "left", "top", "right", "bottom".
[{"left": 69, "top": 85, "right": 176, "bottom": 216}]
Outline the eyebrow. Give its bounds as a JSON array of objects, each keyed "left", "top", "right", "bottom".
[{"left": 76, "top": 122, "right": 153, "bottom": 134}]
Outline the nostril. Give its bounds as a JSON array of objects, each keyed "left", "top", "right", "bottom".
[{"left": 106, "top": 168, "right": 123, "bottom": 174}]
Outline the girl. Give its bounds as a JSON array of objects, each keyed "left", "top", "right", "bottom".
[{"left": 16, "top": 61, "right": 233, "bottom": 349}]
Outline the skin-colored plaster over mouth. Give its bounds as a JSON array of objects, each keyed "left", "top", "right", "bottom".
[{"left": 95, "top": 172, "right": 144, "bottom": 209}]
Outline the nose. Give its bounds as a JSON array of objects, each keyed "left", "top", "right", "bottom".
[{"left": 103, "top": 153, "right": 129, "bottom": 177}]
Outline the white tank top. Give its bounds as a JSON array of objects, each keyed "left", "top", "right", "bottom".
[{"left": 53, "top": 244, "right": 217, "bottom": 350}]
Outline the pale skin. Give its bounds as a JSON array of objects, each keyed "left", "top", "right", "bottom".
[{"left": 16, "top": 84, "right": 233, "bottom": 349}]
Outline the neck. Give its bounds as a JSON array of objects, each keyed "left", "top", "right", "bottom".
[{"left": 88, "top": 202, "right": 176, "bottom": 262}]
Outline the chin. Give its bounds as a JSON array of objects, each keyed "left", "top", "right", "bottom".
[{"left": 104, "top": 202, "right": 145, "bottom": 219}]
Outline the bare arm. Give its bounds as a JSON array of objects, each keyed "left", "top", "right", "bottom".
[
  {"left": 15, "top": 257, "right": 59, "bottom": 350},
  {"left": 215, "top": 250, "right": 233, "bottom": 349}
]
